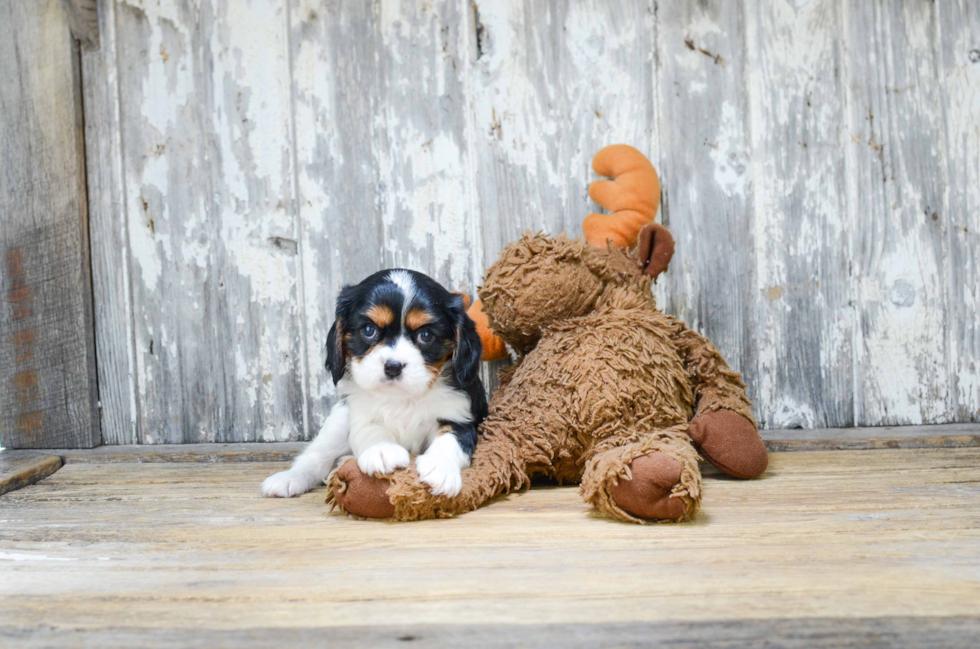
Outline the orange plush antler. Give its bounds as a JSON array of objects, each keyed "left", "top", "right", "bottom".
[{"left": 582, "top": 145, "right": 661, "bottom": 249}]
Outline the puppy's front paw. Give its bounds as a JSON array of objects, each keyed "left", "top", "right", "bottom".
[
  {"left": 357, "top": 442, "right": 410, "bottom": 476},
  {"left": 261, "top": 470, "right": 316, "bottom": 498},
  {"left": 416, "top": 452, "right": 463, "bottom": 497}
]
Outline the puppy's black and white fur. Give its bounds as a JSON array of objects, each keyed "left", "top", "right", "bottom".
[{"left": 262, "top": 269, "right": 487, "bottom": 499}]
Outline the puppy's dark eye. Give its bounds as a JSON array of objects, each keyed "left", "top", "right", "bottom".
[
  {"left": 361, "top": 324, "right": 379, "bottom": 340},
  {"left": 416, "top": 330, "right": 433, "bottom": 345}
]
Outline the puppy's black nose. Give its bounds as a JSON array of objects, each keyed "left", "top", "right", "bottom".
[{"left": 384, "top": 360, "right": 404, "bottom": 379}]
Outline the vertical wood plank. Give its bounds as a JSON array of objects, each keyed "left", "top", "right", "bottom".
[
  {"left": 374, "top": 0, "right": 482, "bottom": 290},
  {"left": 82, "top": 0, "right": 138, "bottom": 445},
  {"left": 374, "top": 0, "right": 487, "bottom": 395},
  {"left": 0, "top": 0, "right": 101, "bottom": 448},
  {"left": 655, "top": 1, "right": 758, "bottom": 416},
  {"left": 843, "top": 0, "right": 950, "bottom": 425},
  {"left": 113, "top": 0, "right": 303, "bottom": 443},
  {"left": 938, "top": 0, "right": 980, "bottom": 423},
  {"left": 744, "top": 0, "right": 854, "bottom": 428},
  {"left": 466, "top": 0, "right": 657, "bottom": 393},
  {"left": 114, "top": 0, "right": 215, "bottom": 443},
  {"left": 208, "top": 0, "right": 304, "bottom": 442},
  {"left": 290, "top": 0, "right": 389, "bottom": 434},
  {"left": 467, "top": 0, "right": 657, "bottom": 266},
  {"left": 291, "top": 0, "right": 486, "bottom": 432}
]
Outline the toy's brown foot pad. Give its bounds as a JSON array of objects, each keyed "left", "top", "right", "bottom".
[
  {"left": 688, "top": 410, "right": 768, "bottom": 479},
  {"left": 332, "top": 459, "right": 395, "bottom": 518},
  {"left": 609, "top": 452, "right": 688, "bottom": 521}
]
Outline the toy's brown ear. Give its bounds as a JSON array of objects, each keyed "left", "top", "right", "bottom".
[{"left": 635, "top": 223, "right": 674, "bottom": 280}]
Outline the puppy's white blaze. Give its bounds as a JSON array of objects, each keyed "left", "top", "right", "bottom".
[
  {"left": 261, "top": 403, "right": 350, "bottom": 497},
  {"left": 387, "top": 270, "right": 416, "bottom": 323},
  {"left": 416, "top": 434, "right": 469, "bottom": 497}
]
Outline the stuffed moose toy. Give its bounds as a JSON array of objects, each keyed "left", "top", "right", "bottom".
[{"left": 328, "top": 145, "right": 768, "bottom": 523}]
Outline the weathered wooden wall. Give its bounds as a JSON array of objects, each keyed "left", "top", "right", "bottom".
[
  {"left": 0, "top": 0, "right": 101, "bottom": 449},
  {"left": 80, "top": 0, "right": 979, "bottom": 444}
]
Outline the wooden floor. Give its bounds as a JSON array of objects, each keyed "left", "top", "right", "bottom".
[{"left": 2, "top": 449, "right": 980, "bottom": 647}]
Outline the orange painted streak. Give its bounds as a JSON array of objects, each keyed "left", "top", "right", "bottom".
[
  {"left": 6, "top": 249, "right": 24, "bottom": 275},
  {"left": 14, "top": 370, "right": 37, "bottom": 389},
  {"left": 6, "top": 249, "right": 44, "bottom": 439},
  {"left": 14, "top": 371, "right": 39, "bottom": 405},
  {"left": 17, "top": 412, "right": 44, "bottom": 433},
  {"left": 8, "top": 286, "right": 30, "bottom": 302}
]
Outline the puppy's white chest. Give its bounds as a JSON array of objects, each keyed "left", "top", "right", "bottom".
[
  {"left": 342, "top": 378, "right": 473, "bottom": 456},
  {"left": 354, "top": 395, "right": 440, "bottom": 452}
]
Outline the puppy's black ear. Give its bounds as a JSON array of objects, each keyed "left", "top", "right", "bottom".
[
  {"left": 325, "top": 319, "right": 346, "bottom": 385},
  {"left": 325, "top": 285, "right": 356, "bottom": 385},
  {"left": 450, "top": 294, "right": 482, "bottom": 387}
]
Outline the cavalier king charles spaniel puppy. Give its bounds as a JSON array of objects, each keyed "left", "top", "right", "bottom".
[{"left": 262, "top": 269, "right": 486, "bottom": 499}]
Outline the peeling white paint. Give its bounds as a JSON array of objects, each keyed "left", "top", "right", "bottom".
[
  {"left": 770, "top": 398, "right": 817, "bottom": 430},
  {"left": 384, "top": 125, "right": 470, "bottom": 284},
  {"left": 87, "top": 0, "right": 979, "bottom": 443},
  {"left": 709, "top": 102, "right": 748, "bottom": 196},
  {"left": 137, "top": 2, "right": 192, "bottom": 135},
  {"left": 938, "top": 5, "right": 980, "bottom": 422}
]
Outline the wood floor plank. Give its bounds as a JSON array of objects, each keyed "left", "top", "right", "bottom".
[
  {"left": 43, "top": 423, "right": 979, "bottom": 465},
  {"left": 4, "top": 617, "right": 980, "bottom": 649},
  {"left": 1, "top": 449, "right": 978, "bottom": 641},
  {"left": 761, "top": 423, "right": 980, "bottom": 451},
  {"left": 0, "top": 452, "right": 62, "bottom": 496}
]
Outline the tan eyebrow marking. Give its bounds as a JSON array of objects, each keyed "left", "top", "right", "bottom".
[
  {"left": 365, "top": 305, "right": 394, "bottom": 328},
  {"left": 406, "top": 308, "right": 433, "bottom": 330}
]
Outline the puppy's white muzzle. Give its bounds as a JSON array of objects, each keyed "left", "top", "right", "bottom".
[{"left": 351, "top": 336, "right": 430, "bottom": 395}]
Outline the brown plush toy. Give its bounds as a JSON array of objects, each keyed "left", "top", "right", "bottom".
[{"left": 328, "top": 145, "right": 768, "bottom": 523}]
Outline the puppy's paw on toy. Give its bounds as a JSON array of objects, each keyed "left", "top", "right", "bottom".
[
  {"left": 357, "top": 442, "right": 410, "bottom": 476},
  {"left": 416, "top": 453, "right": 463, "bottom": 497}
]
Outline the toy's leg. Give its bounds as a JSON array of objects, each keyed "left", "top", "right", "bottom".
[
  {"left": 670, "top": 322, "right": 768, "bottom": 479},
  {"left": 580, "top": 424, "right": 701, "bottom": 524},
  {"left": 327, "top": 417, "right": 534, "bottom": 521}
]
